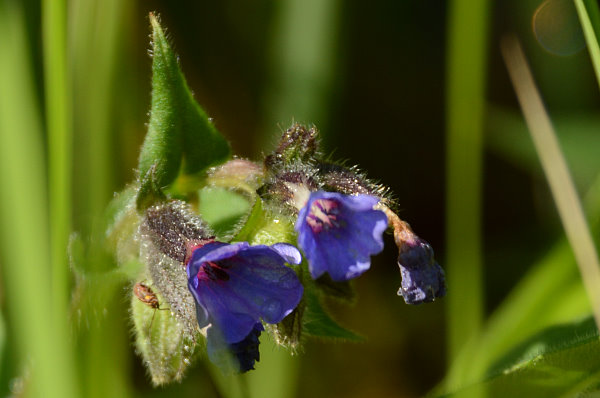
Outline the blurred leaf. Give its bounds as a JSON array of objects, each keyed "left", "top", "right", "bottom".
[
  {"left": 442, "top": 174, "right": 600, "bottom": 392},
  {"left": 198, "top": 187, "right": 251, "bottom": 238},
  {"left": 441, "top": 316, "right": 600, "bottom": 397},
  {"left": 137, "top": 14, "right": 230, "bottom": 203},
  {"left": 487, "top": 106, "right": 600, "bottom": 187},
  {"left": 303, "top": 288, "right": 363, "bottom": 342}
]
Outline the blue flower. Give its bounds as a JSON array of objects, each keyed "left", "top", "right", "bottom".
[
  {"left": 186, "top": 241, "right": 303, "bottom": 370},
  {"left": 397, "top": 236, "right": 446, "bottom": 304},
  {"left": 207, "top": 322, "right": 264, "bottom": 372},
  {"left": 295, "top": 191, "right": 388, "bottom": 281}
]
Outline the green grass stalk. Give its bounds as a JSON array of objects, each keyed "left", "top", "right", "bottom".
[
  {"left": 445, "top": 0, "right": 491, "bottom": 373},
  {"left": 0, "top": 3, "right": 77, "bottom": 397},
  {"left": 443, "top": 163, "right": 600, "bottom": 393},
  {"left": 70, "top": 0, "right": 132, "bottom": 396},
  {"left": 574, "top": 0, "right": 600, "bottom": 89},
  {"left": 501, "top": 35, "right": 600, "bottom": 332},
  {"left": 261, "top": 0, "right": 340, "bottom": 152},
  {"left": 42, "top": 0, "right": 79, "bottom": 394}
]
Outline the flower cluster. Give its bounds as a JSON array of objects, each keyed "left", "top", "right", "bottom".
[
  {"left": 130, "top": 124, "right": 446, "bottom": 379},
  {"left": 118, "top": 16, "right": 446, "bottom": 385}
]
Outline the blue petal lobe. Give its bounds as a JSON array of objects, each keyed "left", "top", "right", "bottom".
[
  {"left": 187, "top": 242, "right": 303, "bottom": 344},
  {"left": 295, "top": 191, "right": 388, "bottom": 281}
]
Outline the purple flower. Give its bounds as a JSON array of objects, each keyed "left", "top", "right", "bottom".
[
  {"left": 207, "top": 322, "right": 264, "bottom": 372},
  {"left": 295, "top": 191, "right": 388, "bottom": 281},
  {"left": 186, "top": 241, "right": 303, "bottom": 369},
  {"left": 397, "top": 236, "right": 446, "bottom": 304}
]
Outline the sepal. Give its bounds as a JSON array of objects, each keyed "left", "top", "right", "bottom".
[{"left": 131, "top": 281, "right": 200, "bottom": 385}]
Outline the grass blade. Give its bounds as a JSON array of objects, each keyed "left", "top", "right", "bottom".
[
  {"left": 574, "top": 0, "right": 600, "bottom": 88},
  {"left": 261, "top": 0, "right": 340, "bottom": 151},
  {"left": 0, "top": 3, "right": 77, "bottom": 397},
  {"left": 70, "top": 0, "right": 134, "bottom": 396},
  {"left": 501, "top": 35, "right": 600, "bottom": 332},
  {"left": 445, "top": 0, "right": 491, "bottom": 371},
  {"left": 42, "top": 0, "right": 79, "bottom": 394}
]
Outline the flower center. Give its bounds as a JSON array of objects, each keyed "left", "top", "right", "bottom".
[
  {"left": 306, "top": 199, "right": 340, "bottom": 233},
  {"left": 199, "top": 261, "right": 230, "bottom": 281}
]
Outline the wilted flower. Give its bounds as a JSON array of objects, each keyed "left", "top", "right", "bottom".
[
  {"left": 186, "top": 241, "right": 303, "bottom": 371},
  {"left": 397, "top": 235, "right": 446, "bottom": 304},
  {"left": 295, "top": 191, "right": 388, "bottom": 281}
]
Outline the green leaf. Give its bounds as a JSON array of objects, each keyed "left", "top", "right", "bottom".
[
  {"left": 302, "top": 287, "right": 363, "bottom": 342},
  {"left": 197, "top": 186, "right": 251, "bottom": 238},
  {"left": 441, "top": 316, "right": 600, "bottom": 397},
  {"left": 442, "top": 174, "right": 600, "bottom": 392},
  {"left": 137, "top": 14, "right": 230, "bottom": 206}
]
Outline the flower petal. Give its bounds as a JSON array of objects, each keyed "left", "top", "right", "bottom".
[
  {"left": 270, "top": 243, "right": 302, "bottom": 265},
  {"left": 187, "top": 242, "right": 303, "bottom": 344},
  {"left": 295, "top": 191, "right": 388, "bottom": 281}
]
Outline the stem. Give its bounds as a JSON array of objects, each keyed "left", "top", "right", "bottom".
[
  {"left": 43, "top": 0, "right": 73, "bottom": 352},
  {"left": 0, "top": 3, "right": 76, "bottom": 397},
  {"left": 445, "top": 0, "right": 491, "bottom": 367},
  {"left": 261, "top": 0, "right": 340, "bottom": 152},
  {"left": 574, "top": 0, "right": 600, "bottom": 89},
  {"left": 501, "top": 35, "right": 600, "bottom": 333}
]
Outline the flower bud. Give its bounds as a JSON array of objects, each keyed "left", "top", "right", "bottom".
[
  {"left": 264, "top": 123, "right": 319, "bottom": 170},
  {"left": 131, "top": 281, "right": 200, "bottom": 385},
  {"left": 382, "top": 208, "right": 446, "bottom": 305},
  {"left": 139, "top": 201, "right": 213, "bottom": 349},
  {"left": 397, "top": 235, "right": 446, "bottom": 304}
]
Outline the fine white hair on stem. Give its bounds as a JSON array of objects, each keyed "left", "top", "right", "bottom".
[{"left": 501, "top": 34, "right": 600, "bottom": 331}]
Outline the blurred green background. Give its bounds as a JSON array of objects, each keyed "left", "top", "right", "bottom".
[{"left": 1, "top": 0, "right": 599, "bottom": 397}]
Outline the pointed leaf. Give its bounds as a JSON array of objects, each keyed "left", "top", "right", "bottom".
[
  {"left": 137, "top": 14, "right": 230, "bottom": 207},
  {"left": 440, "top": 316, "right": 600, "bottom": 397}
]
